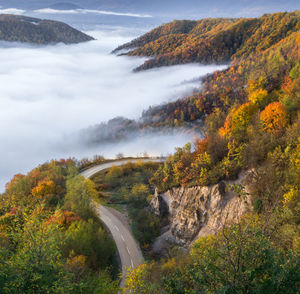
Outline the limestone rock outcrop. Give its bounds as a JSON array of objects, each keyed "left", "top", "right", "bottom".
[{"left": 151, "top": 170, "right": 254, "bottom": 255}]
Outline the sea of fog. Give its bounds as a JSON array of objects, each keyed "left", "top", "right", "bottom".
[{"left": 0, "top": 11, "right": 225, "bottom": 190}]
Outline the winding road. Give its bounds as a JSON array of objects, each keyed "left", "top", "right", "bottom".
[{"left": 80, "top": 158, "right": 163, "bottom": 285}]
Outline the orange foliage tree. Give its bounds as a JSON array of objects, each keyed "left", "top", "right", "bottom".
[
  {"left": 260, "top": 102, "right": 288, "bottom": 132},
  {"left": 48, "top": 210, "right": 81, "bottom": 228},
  {"left": 31, "top": 179, "right": 56, "bottom": 199}
]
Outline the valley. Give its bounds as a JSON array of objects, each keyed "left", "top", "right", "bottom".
[{"left": 0, "top": 5, "right": 299, "bottom": 294}]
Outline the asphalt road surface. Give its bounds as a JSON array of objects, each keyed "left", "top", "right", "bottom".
[{"left": 81, "top": 158, "right": 163, "bottom": 285}]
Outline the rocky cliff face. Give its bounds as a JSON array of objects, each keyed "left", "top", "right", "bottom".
[
  {"left": 151, "top": 170, "right": 254, "bottom": 255},
  {"left": 0, "top": 14, "right": 94, "bottom": 44}
]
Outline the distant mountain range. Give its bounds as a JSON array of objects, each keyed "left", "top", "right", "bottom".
[
  {"left": 2, "top": 0, "right": 300, "bottom": 17},
  {"left": 0, "top": 14, "right": 94, "bottom": 44}
]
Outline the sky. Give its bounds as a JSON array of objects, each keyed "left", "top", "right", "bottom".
[
  {"left": 0, "top": 0, "right": 299, "bottom": 18},
  {"left": 0, "top": 27, "right": 224, "bottom": 190}
]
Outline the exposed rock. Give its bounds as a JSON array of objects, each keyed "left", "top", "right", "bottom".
[
  {"left": 0, "top": 14, "right": 94, "bottom": 44},
  {"left": 151, "top": 191, "right": 169, "bottom": 217},
  {"left": 151, "top": 170, "right": 255, "bottom": 255},
  {"left": 152, "top": 230, "right": 178, "bottom": 257}
]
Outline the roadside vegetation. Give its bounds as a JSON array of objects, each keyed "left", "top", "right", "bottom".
[
  {"left": 91, "top": 161, "right": 162, "bottom": 253},
  {"left": 0, "top": 159, "right": 119, "bottom": 293}
]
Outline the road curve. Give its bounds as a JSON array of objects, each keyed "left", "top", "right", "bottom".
[{"left": 80, "top": 158, "right": 163, "bottom": 285}]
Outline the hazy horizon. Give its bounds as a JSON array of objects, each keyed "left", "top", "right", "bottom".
[{"left": 1, "top": 0, "right": 299, "bottom": 19}]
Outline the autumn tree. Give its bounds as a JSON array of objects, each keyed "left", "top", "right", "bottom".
[
  {"left": 260, "top": 102, "right": 288, "bottom": 132},
  {"left": 31, "top": 179, "right": 56, "bottom": 205},
  {"left": 64, "top": 176, "right": 98, "bottom": 220},
  {"left": 219, "top": 102, "right": 257, "bottom": 139}
]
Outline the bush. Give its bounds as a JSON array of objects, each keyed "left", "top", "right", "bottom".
[
  {"left": 63, "top": 219, "right": 116, "bottom": 270},
  {"left": 130, "top": 209, "right": 160, "bottom": 247},
  {"left": 126, "top": 184, "right": 150, "bottom": 207}
]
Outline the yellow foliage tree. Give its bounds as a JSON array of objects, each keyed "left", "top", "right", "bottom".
[
  {"left": 247, "top": 78, "right": 266, "bottom": 93},
  {"left": 219, "top": 102, "right": 257, "bottom": 138},
  {"left": 249, "top": 88, "right": 268, "bottom": 105},
  {"left": 123, "top": 263, "right": 155, "bottom": 294}
]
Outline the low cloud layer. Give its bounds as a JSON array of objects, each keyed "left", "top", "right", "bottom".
[
  {"left": 0, "top": 6, "right": 152, "bottom": 18},
  {"left": 34, "top": 8, "right": 152, "bottom": 18},
  {"left": 0, "top": 8, "right": 26, "bottom": 14},
  {"left": 0, "top": 27, "right": 224, "bottom": 190}
]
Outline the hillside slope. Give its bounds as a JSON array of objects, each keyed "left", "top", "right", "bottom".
[
  {"left": 0, "top": 14, "right": 94, "bottom": 44},
  {"left": 121, "top": 11, "right": 300, "bottom": 294}
]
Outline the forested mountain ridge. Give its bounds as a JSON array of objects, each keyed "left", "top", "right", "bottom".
[
  {"left": 0, "top": 14, "right": 94, "bottom": 44},
  {"left": 84, "top": 12, "right": 299, "bottom": 145},
  {"left": 114, "top": 11, "right": 300, "bottom": 71},
  {"left": 138, "top": 22, "right": 299, "bottom": 128}
]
